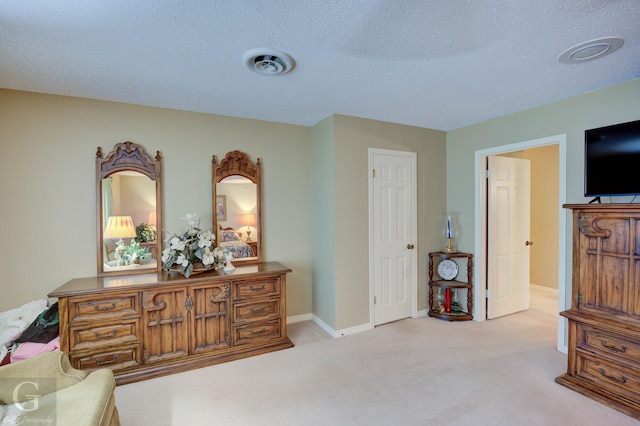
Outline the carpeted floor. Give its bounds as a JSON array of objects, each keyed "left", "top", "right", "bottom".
[{"left": 115, "top": 287, "right": 637, "bottom": 425}]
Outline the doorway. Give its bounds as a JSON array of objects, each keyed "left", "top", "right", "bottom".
[{"left": 474, "top": 134, "right": 567, "bottom": 352}]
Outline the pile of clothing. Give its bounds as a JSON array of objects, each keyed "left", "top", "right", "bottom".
[{"left": 0, "top": 299, "right": 60, "bottom": 365}]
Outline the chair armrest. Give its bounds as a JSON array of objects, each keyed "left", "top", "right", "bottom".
[
  {"left": 54, "top": 369, "right": 118, "bottom": 426},
  {"left": 0, "top": 351, "right": 87, "bottom": 403}
]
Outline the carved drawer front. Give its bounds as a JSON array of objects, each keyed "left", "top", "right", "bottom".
[
  {"left": 70, "top": 345, "right": 141, "bottom": 372},
  {"left": 578, "top": 323, "right": 640, "bottom": 364},
  {"left": 576, "top": 352, "right": 640, "bottom": 400},
  {"left": 232, "top": 320, "right": 281, "bottom": 346},
  {"left": 69, "top": 319, "right": 139, "bottom": 351},
  {"left": 233, "top": 299, "right": 280, "bottom": 323},
  {"left": 68, "top": 294, "right": 139, "bottom": 323},
  {"left": 233, "top": 277, "right": 280, "bottom": 301}
]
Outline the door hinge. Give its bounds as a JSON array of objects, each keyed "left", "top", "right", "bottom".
[
  {"left": 485, "top": 289, "right": 489, "bottom": 298},
  {"left": 374, "top": 296, "right": 377, "bottom": 305},
  {"left": 142, "top": 348, "right": 147, "bottom": 365},
  {"left": 372, "top": 169, "right": 376, "bottom": 178},
  {"left": 484, "top": 169, "right": 489, "bottom": 179}
]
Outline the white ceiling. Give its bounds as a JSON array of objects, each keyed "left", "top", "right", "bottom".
[{"left": 1, "top": 1, "right": 639, "bottom": 131}]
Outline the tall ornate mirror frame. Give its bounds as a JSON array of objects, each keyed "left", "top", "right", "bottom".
[
  {"left": 96, "top": 141, "right": 162, "bottom": 277},
  {"left": 212, "top": 151, "right": 262, "bottom": 265}
]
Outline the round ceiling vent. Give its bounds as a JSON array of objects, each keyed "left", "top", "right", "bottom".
[
  {"left": 243, "top": 48, "right": 295, "bottom": 76},
  {"left": 558, "top": 37, "right": 624, "bottom": 64}
]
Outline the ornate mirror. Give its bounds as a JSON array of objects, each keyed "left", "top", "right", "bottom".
[
  {"left": 97, "top": 141, "right": 162, "bottom": 276},
  {"left": 212, "top": 151, "right": 262, "bottom": 265}
]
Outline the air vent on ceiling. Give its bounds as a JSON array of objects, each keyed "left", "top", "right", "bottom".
[
  {"left": 558, "top": 37, "right": 624, "bottom": 64},
  {"left": 243, "top": 48, "right": 295, "bottom": 75}
]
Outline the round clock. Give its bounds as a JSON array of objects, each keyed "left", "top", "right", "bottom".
[{"left": 437, "top": 259, "right": 459, "bottom": 280}]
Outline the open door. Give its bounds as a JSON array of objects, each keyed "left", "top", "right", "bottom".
[{"left": 487, "top": 155, "right": 531, "bottom": 319}]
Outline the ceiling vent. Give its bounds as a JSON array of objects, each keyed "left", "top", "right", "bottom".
[
  {"left": 558, "top": 37, "right": 624, "bottom": 64},
  {"left": 243, "top": 48, "right": 295, "bottom": 76}
]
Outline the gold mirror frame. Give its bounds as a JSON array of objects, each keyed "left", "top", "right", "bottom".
[
  {"left": 212, "top": 151, "right": 262, "bottom": 265},
  {"left": 96, "top": 141, "right": 162, "bottom": 276}
]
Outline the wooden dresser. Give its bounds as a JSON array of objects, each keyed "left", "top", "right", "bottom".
[
  {"left": 49, "top": 262, "right": 293, "bottom": 385},
  {"left": 556, "top": 204, "right": 640, "bottom": 419}
]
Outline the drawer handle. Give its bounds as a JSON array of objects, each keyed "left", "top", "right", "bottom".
[
  {"left": 95, "top": 355, "right": 119, "bottom": 365},
  {"left": 250, "top": 328, "right": 267, "bottom": 336},
  {"left": 94, "top": 303, "right": 117, "bottom": 311},
  {"left": 600, "top": 339, "right": 627, "bottom": 353},
  {"left": 599, "top": 368, "right": 627, "bottom": 384},
  {"left": 249, "top": 284, "right": 266, "bottom": 292},
  {"left": 95, "top": 329, "right": 118, "bottom": 339},
  {"left": 250, "top": 306, "right": 266, "bottom": 314}
]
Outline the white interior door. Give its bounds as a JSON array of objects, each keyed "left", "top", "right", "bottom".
[
  {"left": 370, "top": 149, "right": 416, "bottom": 326},
  {"left": 487, "top": 155, "right": 531, "bottom": 319}
]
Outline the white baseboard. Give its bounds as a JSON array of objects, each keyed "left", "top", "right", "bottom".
[
  {"left": 416, "top": 309, "right": 427, "bottom": 317},
  {"left": 311, "top": 314, "right": 372, "bottom": 338},
  {"left": 530, "top": 283, "right": 558, "bottom": 294},
  {"left": 287, "top": 313, "right": 313, "bottom": 324}
]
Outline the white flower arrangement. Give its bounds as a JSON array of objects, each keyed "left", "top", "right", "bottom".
[{"left": 161, "top": 213, "right": 227, "bottom": 278}]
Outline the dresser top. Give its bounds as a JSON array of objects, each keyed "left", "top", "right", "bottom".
[
  {"left": 564, "top": 203, "right": 640, "bottom": 211},
  {"left": 49, "top": 261, "right": 292, "bottom": 297}
]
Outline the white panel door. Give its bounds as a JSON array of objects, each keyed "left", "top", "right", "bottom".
[
  {"left": 371, "top": 150, "right": 416, "bottom": 326},
  {"left": 487, "top": 155, "right": 531, "bottom": 319}
]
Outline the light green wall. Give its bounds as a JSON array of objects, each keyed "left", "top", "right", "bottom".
[
  {"left": 0, "top": 89, "right": 312, "bottom": 314},
  {"left": 314, "top": 115, "right": 446, "bottom": 331},
  {"left": 447, "top": 78, "right": 640, "bottom": 308},
  {"left": 309, "top": 116, "right": 336, "bottom": 327}
]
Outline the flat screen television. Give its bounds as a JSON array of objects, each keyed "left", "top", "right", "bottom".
[{"left": 584, "top": 118, "right": 640, "bottom": 198}]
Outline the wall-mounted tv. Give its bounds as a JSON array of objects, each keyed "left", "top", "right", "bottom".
[{"left": 585, "top": 119, "right": 640, "bottom": 198}]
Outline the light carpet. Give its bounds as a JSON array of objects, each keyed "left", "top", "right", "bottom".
[{"left": 115, "top": 287, "right": 637, "bottom": 425}]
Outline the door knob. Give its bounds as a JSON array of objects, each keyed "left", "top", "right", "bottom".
[
  {"left": 526, "top": 241, "right": 534, "bottom": 246},
  {"left": 407, "top": 244, "right": 415, "bottom": 249}
]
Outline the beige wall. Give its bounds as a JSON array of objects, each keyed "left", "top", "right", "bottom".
[
  {"left": 0, "top": 89, "right": 312, "bottom": 314},
  {"left": 525, "top": 145, "right": 559, "bottom": 289},
  {"left": 447, "top": 78, "right": 640, "bottom": 309}
]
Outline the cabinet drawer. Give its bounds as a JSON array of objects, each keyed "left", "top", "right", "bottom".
[
  {"left": 576, "top": 352, "right": 640, "bottom": 400},
  {"left": 69, "top": 319, "right": 139, "bottom": 351},
  {"left": 68, "top": 294, "right": 139, "bottom": 323},
  {"left": 233, "top": 299, "right": 280, "bottom": 323},
  {"left": 233, "top": 277, "right": 280, "bottom": 300},
  {"left": 577, "top": 323, "right": 640, "bottom": 364},
  {"left": 70, "top": 345, "right": 141, "bottom": 372},
  {"left": 233, "top": 320, "right": 280, "bottom": 346}
]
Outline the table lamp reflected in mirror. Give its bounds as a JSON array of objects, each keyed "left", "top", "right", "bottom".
[
  {"left": 104, "top": 215, "right": 136, "bottom": 265},
  {"left": 241, "top": 213, "right": 256, "bottom": 242}
]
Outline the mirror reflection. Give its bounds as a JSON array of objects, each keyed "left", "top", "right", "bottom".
[
  {"left": 212, "top": 151, "right": 262, "bottom": 265},
  {"left": 102, "top": 172, "right": 157, "bottom": 271},
  {"left": 216, "top": 176, "right": 258, "bottom": 260},
  {"left": 97, "top": 141, "right": 162, "bottom": 276}
]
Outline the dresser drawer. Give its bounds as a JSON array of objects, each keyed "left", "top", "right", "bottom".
[
  {"left": 69, "top": 319, "right": 139, "bottom": 351},
  {"left": 576, "top": 352, "right": 640, "bottom": 400},
  {"left": 68, "top": 294, "right": 139, "bottom": 323},
  {"left": 233, "top": 277, "right": 280, "bottom": 300},
  {"left": 232, "top": 320, "right": 281, "bottom": 346},
  {"left": 233, "top": 299, "right": 280, "bottom": 323},
  {"left": 577, "top": 323, "right": 640, "bottom": 364},
  {"left": 70, "top": 345, "right": 141, "bottom": 372}
]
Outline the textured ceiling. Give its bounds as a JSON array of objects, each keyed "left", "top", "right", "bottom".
[{"left": 1, "top": 1, "right": 639, "bottom": 131}]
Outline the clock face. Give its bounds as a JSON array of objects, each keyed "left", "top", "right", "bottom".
[{"left": 437, "top": 259, "right": 459, "bottom": 280}]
